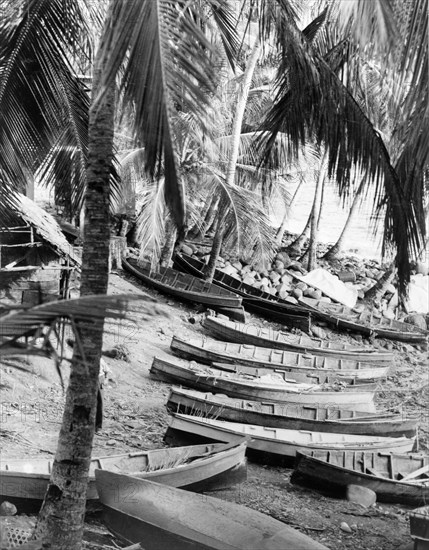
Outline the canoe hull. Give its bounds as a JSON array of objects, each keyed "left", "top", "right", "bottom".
[
  {"left": 203, "top": 316, "right": 392, "bottom": 363},
  {"left": 291, "top": 451, "right": 429, "bottom": 506},
  {"left": 167, "top": 387, "right": 418, "bottom": 438},
  {"left": 95, "top": 470, "right": 329, "bottom": 550},
  {"left": 165, "top": 414, "right": 415, "bottom": 467},
  {"left": 150, "top": 357, "right": 376, "bottom": 411},
  {"left": 0, "top": 442, "right": 247, "bottom": 513},
  {"left": 170, "top": 336, "right": 390, "bottom": 381}
]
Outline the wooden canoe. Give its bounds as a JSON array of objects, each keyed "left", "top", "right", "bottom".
[
  {"left": 291, "top": 450, "right": 429, "bottom": 505},
  {"left": 0, "top": 441, "right": 247, "bottom": 513},
  {"left": 123, "top": 257, "right": 243, "bottom": 309},
  {"left": 150, "top": 356, "right": 377, "bottom": 411},
  {"left": 170, "top": 335, "right": 390, "bottom": 382},
  {"left": 409, "top": 505, "right": 429, "bottom": 549},
  {"left": 299, "top": 297, "right": 428, "bottom": 344},
  {"left": 203, "top": 316, "right": 393, "bottom": 363},
  {"left": 174, "top": 252, "right": 312, "bottom": 331},
  {"left": 166, "top": 387, "right": 419, "bottom": 438},
  {"left": 164, "top": 413, "right": 416, "bottom": 466},
  {"left": 95, "top": 470, "right": 329, "bottom": 549}
]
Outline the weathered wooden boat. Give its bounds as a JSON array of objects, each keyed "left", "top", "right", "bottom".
[
  {"left": 0, "top": 442, "right": 247, "bottom": 513},
  {"left": 291, "top": 450, "right": 429, "bottom": 505},
  {"left": 123, "top": 257, "right": 245, "bottom": 320},
  {"left": 410, "top": 505, "right": 429, "bottom": 549},
  {"left": 203, "top": 316, "right": 393, "bottom": 363},
  {"left": 150, "top": 356, "right": 377, "bottom": 411},
  {"left": 170, "top": 335, "right": 390, "bottom": 382},
  {"left": 95, "top": 470, "right": 329, "bottom": 550},
  {"left": 299, "top": 297, "right": 429, "bottom": 344},
  {"left": 167, "top": 387, "right": 419, "bottom": 438},
  {"left": 174, "top": 252, "right": 312, "bottom": 331},
  {"left": 164, "top": 413, "right": 416, "bottom": 466}
]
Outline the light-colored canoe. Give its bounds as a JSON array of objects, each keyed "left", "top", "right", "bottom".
[
  {"left": 170, "top": 334, "right": 390, "bottom": 381},
  {"left": 203, "top": 316, "right": 393, "bottom": 363},
  {"left": 291, "top": 450, "right": 429, "bottom": 506},
  {"left": 95, "top": 470, "right": 329, "bottom": 549},
  {"left": 0, "top": 441, "right": 247, "bottom": 512},
  {"left": 165, "top": 413, "right": 416, "bottom": 465},
  {"left": 167, "top": 387, "right": 419, "bottom": 438},
  {"left": 150, "top": 356, "right": 377, "bottom": 412}
]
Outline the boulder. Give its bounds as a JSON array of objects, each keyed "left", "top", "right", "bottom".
[
  {"left": 404, "top": 313, "right": 427, "bottom": 330},
  {"left": 276, "top": 283, "right": 291, "bottom": 299},
  {"left": 241, "top": 264, "right": 252, "bottom": 275},
  {"left": 0, "top": 501, "right": 17, "bottom": 516},
  {"left": 232, "top": 261, "right": 243, "bottom": 271},
  {"left": 261, "top": 284, "right": 271, "bottom": 294},
  {"left": 285, "top": 296, "right": 299, "bottom": 305},
  {"left": 308, "top": 289, "right": 323, "bottom": 300},
  {"left": 311, "top": 325, "right": 326, "bottom": 339},
  {"left": 252, "top": 281, "right": 263, "bottom": 289},
  {"left": 346, "top": 485, "right": 376, "bottom": 508},
  {"left": 260, "top": 277, "right": 271, "bottom": 287},
  {"left": 243, "top": 275, "right": 256, "bottom": 286},
  {"left": 292, "top": 288, "right": 303, "bottom": 300},
  {"left": 281, "top": 273, "right": 294, "bottom": 285},
  {"left": 269, "top": 271, "right": 281, "bottom": 284},
  {"left": 180, "top": 243, "right": 194, "bottom": 256},
  {"left": 273, "top": 260, "right": 285, "bottom": 273},
  {"left": 340, "top": 522, "right": 353, "bottom": 533},
  {"left": 382, "top": 309, "right": 396, "bottom": 320},
  {"left": 220, "top": 264, "right": 239, "bottom": 277},
  {"left": 289, "top": 261, "right": 306, "bottom": 274},
  {"left": 319, "top": 296, "right": 332, "bottom": 303},
  {"left": 295, "top": 282, "right": 308, "bottom": 292},
  {"left": 385, "top": 283, "right": 396, "bottom": 294},
  {"left": 275, "top": 251, "right": 292, "bottom": 267}
]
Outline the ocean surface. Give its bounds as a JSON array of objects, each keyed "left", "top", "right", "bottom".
[{"left": 270, "top": 179, "right": 384, "bottom": 260}]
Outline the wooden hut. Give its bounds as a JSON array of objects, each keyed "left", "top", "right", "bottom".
[{"left": 0, "top": 194, "right": 81, "bottom": 308}]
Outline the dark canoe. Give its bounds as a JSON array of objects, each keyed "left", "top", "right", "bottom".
[
  {"left": 203, "top": 316, "right": 393, "bottom": 363},
  {"left": 409, "top": 505, "right": 429, "bottom": 548},
  {"left": 150, "top": 356, "right": 377, "bottom": 411},
  {"left": 174, "top": 253, "right": 311, "bottom": 331},
  {"left": 299, "top": 297, "right": 428, "bottom": 344},
  {"left": 166, "top": 387, "right": 418, "bottom": 438},
  {"left": 95, "top": 470, "right": 329, "bottom": 550},
  {"left": 164, "top": 413, "right": 415, "bottom": 467},
  {"left": 0, "top": 442, "right": 246, "bottom": 513},
  {"left": 291, "top": 450, "right": 429, "bottom": 506},
  {"left": 123, "top": 257, "right": 243, "bottom": 310},
  {"left": 170, "top": 335, "right": 390, "bottom": 381}
]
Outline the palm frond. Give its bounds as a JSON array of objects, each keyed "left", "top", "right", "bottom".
[
  {"left": 135, "top": 179, "right": 167, "bottom": 266},
  {"left": 95, "top": 0, "right": 223, "bottom": 232}
]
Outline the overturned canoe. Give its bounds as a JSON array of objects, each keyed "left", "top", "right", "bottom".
[
  {"left": 123, "top": 257, "right": 244, "bottom": 313},
  {"left": 167, "top": 387, "right": 418, "bottom": 438},
  {"left": 165, "top": 413, "right": 416, "bottom": 466},
  {"left": 174, "top": 252, "right": 311, "bottom": 331},
  {"left": 203, "top": 316, "right": 393, "bottom": 363},
  {"left": 291, "top": 450, "right": 429, "bottom": 505},
  {"left": 0, "top": 441, "right": 247, "bottom": 513},
  {"left": 170, "top": 335, "right": 390, "bottom": 382},
  {"left": 95, "top": 470, "right": 328, "bottom": 549},
  {"left": 150, "top": 356, "right": 377, "bottom": 411},
  {"left": 299, "top": 297, "right": 428, "bottom": 344}
]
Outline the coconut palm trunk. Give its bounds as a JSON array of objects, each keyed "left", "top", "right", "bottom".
[
  {"left": 204, "top": 38, "right": 261, "bottom": 281},
  {"left": 160, "top": 217, "right": 177, "bottom": 267},
  {"left": 275, "top": 178, "right": 304, "bottom": 245},
  {"left": 34, "top": 48, "right": 115, "bottom": 550},
  {"left": 323, "top": 176, "right": 366, "bottom": 260},
  {"left": 300, "top": 155, "right": 327, "bottom": 270}
]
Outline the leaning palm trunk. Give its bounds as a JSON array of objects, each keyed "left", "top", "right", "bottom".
[
  {"left": 189, "top": 195, "right": 219, "bottom": 239},
  {"left": 300, "top": 156, "right": 327, "bottom": 270},
  {"left": 205, "top": 38, "right": 261, "bottom": 280},
  {"left": 34, "top": 54, "right": 115, "bottom": 550},
  {"left": 323, "top": 177, "right": 366, "bottom": 260},
  {"left": 363, "top": 261, "right": 397, "bottom": 303},
  {"left": 275, "top": 178, "right": 304, "bottom": 245},
  {"left": 160, "top": 217, "right": 177, "bottom": 267}
]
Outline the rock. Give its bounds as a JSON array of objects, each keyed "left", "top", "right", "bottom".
[
  {"left": 416, "top": 260, "right": 429, "bottom": 276},
  {"left": 285, "top": 296, "right": 299, "bottom": 305},
  {"left": 292, "top": 288, "right": 303, "bottom": 299},
  {"left": 340, "top": 521, "right": 353, "bottom": 534},
  {"left": 241, "top": 264, "right": 252, "bottom": 275},
  {"left": 106, "top": 439, "right": 116, "bottom": 446},
  {"left": 0, "top": 502, "right": 17, "bottom": 516},
  {"left": 180, "top": 243, "right": 194, "bottom": 256},
  {"left": 220, "top": 264, "right": 239, "bottom": 276},
  {"left": 276, "top": 283, "right": 291, "bottom": 299},
  {"left": 252, "top": 281, "right": 263, "bottom": 289},
  {"left": 319, "top": 296, "right": 332, "bottom": 303},
  {"left": 346, "top": 485, "right": 376, "bottom": 508},
  {"left": 309, "top": 289, "right": 323, "bottom": 300},
  {"left": 404, "top": 313, "right": 427, "bottom": 330},
  {"left": 281, "top": 273, "right": 294, "bottom": 285},
  {"left": 232, "top": 261, "right": 243, "bottom": 271},
  {"left": 311, "top": 325, "right": 326, "bottom": 339},
  {"left": 243, "top": 275, "right": 256, "bottom": 286},
  {"left": 269, "top": 271, "right": 281, "bottom": 284},
  {"left": 274, "top": 260, "right": 285, "bottom": 273},
  {"left": 382, "top": 309, "right": 396, "bottom": 320},
  {"left": 385, "top": 283, "right": 396, "bottom": 294},
  {"left": 295, "top": 282, "right": 308, "bottom": 291},
  {"left": 275, "top": 252, "right": 292, "bottom": 267},
  {"left": 260, "top": 277, "right": 271, "bottom": 287},
  {"left": 261, "top": 284, "right": 271, "bottom": 294}
]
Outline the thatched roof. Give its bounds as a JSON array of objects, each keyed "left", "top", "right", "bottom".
[{"left": 5, "top": 193, "right": 81, "bottom": 265}]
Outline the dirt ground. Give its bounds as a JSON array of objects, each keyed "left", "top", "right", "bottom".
[{"left": 1, "top": 268, "right": 427, "bottom": 549}]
